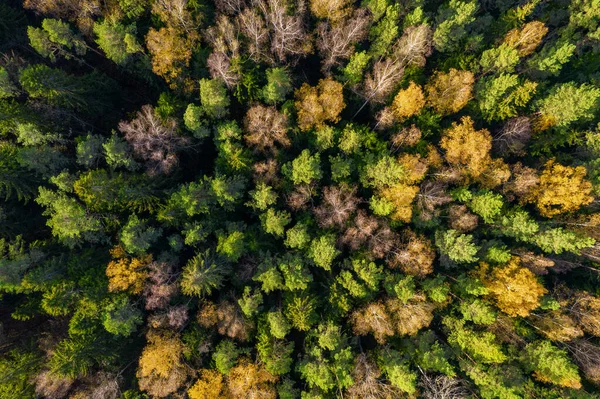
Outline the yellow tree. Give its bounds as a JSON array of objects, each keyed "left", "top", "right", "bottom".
[
  {"left": 295, "top": 77, "right": 345, "bottom": 131},
  {"left": 503, "top": 21, "right": 548, "bottom": 57},
  {"left": 227, "top": 358, "right": 278, "bottom": 398},
  {"left": 439, "top": 116, "right": 492, "bottom": 179},
  {"left": 188, "top": 369, "right": 227, "bottom": 399},
  {"left": 391, "top": 82, "right": 426, "bottom": 121},
  {"left": 146, "top": 27, "right": 195, "bottom": 88},
  {"left": 137, "top": 330, "right": 187, "bottom": 397},
  {"left": 526, "top": 160, "right": 593, "bottom": 218},
  {"left": 426, "top": 68, "right": 474, "bottom": 115},
  {"left": 106, "top": 246, "right": 151, "bottom": 294},
  {"left": 476, "top": 257, "right": 547, "bottom": 317},
  {"left": 309, "top": 0, "right": 352, "bottom": 21}
]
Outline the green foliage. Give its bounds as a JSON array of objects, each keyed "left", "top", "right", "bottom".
[
  {"left": 444, "top": 317, "right": 506, "bottom": 364},
  {"left": 102, "top": 296, "right": 143, "bottom": 336},
  {"left": 213, "top": 340, "right": 242, "bottom": 374},
  {"left": 433, "top": 0, "right": 478, "bottom": 52},
  {"left": 94, "top": 19, "right": 142, "bottom": 65},
  {"left": 308, "top": 235, "right": 340, "bottom": 270},
  {"left": 435, "top": 229, "right": 480, "bottom": 265},
  {"left": 538, "top": 82, "right": 600, "bottom": 127},
  {"left": 260, "top": 208, "right": 291, "bottom": 237},
  {"left": 199, "top": 78, "right": 230, "bottom": 119},
  {"left": 282, "top": 149, "right": 322, "bottom": 185},
  {"left": 28, "top": 19, "right": 86, "bottom": 62},
  {"left": 120, "top": 214, "right": 162, "bottom": 255},
  {"left": 262, "top": 67, "right": 292, "bottom": 104},
  {"left": 181, "top": 250, "right": 229, "bottom": 296},
  {"left": 468, "top": 191, "right": 504, "bottom": 223},
  {"left": 342, "top": 51, "right": 371, "bottom": 85},
  {"left": 523, "top": 341, "right": 581, "bottom": 388}
]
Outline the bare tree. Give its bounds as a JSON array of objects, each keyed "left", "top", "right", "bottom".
[
  {"left": 118, "top": 105, "right": 191, "bottom": 175},
  {"left": 153, "top": 0, "right": 202, "bottom": 34},
  {"left": 361, "top": 58, "right": 405, "bottom": 105},
  {"left": 238, "top": 8, "right": 272, "bottom": 63},
  {"left": 207, "top": 51, "right": 240, "bottom": 88},
  {"left": 346, "top": 353, "right": 404, "bottom": 399},
  {"left": 316, "top": 9, "right": 371, "bottom": 72},
  {"left": 420, "top": 373, "right": 469, "bottom": 399},
  {"left": 287, "top": 183, "right": 316, "bottom": 211},
  {"left": 205, "top": 15, "right": 241, "bottom": 87},
  {"left": 391, "top": 125, "right": 422, "bottom": 149},
  {"left": 392, "top": 24, "right": 433, "bottom": 68},
  {"left": 244, "top": 105, "right": 290, "bottom": 153},
  {"left": 569, "top": 339, "right": 600, "bottom": 385},
  {"left": 416, "top": 181, "right": 452, "bottom": 215},
  {"left": 254, "top": 0, "right": 311, "bottom": 63},
  {"left": 313, "top": 185, "right": 359, "bottom": 228},
  {"left": 493, "top": 116, "right": 532, "bottom": 156},
  {"left": 341, "top": 210, "right": 400, "bottom": 259},
  {"left": 215, "top": 0, "right": 246, "bottom": 15}
]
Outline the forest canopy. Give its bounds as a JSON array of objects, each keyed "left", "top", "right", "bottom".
[{"left": 2, "top": 0, "right": 600, "bottom": 398}]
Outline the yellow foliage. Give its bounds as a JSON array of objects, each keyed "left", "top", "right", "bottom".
[
  {"left": 426, "top": 68, "right": 474, "bottom": 115},
  {"left": 477, "top": 158, "right": 512, "bottom": 189},
  {"left": 106, "top": 248, "right": 150, "bottom": 294},
  {"left": 137, "top": 330, "right": 187, "bottom": 397},
  {"left": 188, "top": 369, "right": 227, "bottom": 399},
  {"left": 527, "top": 160, "right": 593, "bottom": 218},
  {"left": 309, "top": 0, "right": 352, "bottom": 21},
  {"left": 391, "top": 82, "right": 425, "bottom": 121},
  {"left": 227, "top": 358, "right": 278, "bottom": 398},
  {"left": 504, "top": 21, "right": 548, "bottom": 56},
  {"left": 398, "top": 153, "right": 429, "bottom": 184},
  {"left": 146, "top": 27, "right": 195, "bottom": 87},
  {"left": 380, "top": 183, "right": 419, "bottom": 223},
  {"left": 439, "top": 116, "right": 492, "bottom": 178},
  {"left": 295, "top": 77, "right": 346, "bottom": 131},
  {"left": 476, "top": 258, "right": 547, "bottom": 317}
]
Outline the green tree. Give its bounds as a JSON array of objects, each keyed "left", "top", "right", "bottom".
[
  {"left": 213, "top": 340, "right": 242, "bottom": 375},
  {"left": 102, "top": 296, "right": 143, "bottom": 336},
  {"left": 120, "top": 214, "right": 162, "bottom": 255},
  {"left": 93, "top": 19, "right": 142, "bottom": 65},
  {"left": 282, "top": 150, "right": 322, "bottom": 185},
  {"left": 523, "top": 341, "right": 581, "bottom": 389},
  {"left": 308, "top": 235, "right": 340, "bottom": 270},
  {"left": 260, "top": 208, "right": 291, "bottom": 237},
  {"left": 262, "top": 68, "right": 292, "bottom": 104},
  {"left": 435, "top": 230, "right": 480, "bottom": 265},
  {"left": 433, "top": 0, "right": 478, "bottom": 52},
  {"left": 181, "top": 251, "right": 229, "bottom": 297},
  {"left": 199, "top": 78, "right": 230, "bottom": 119},
  {"left": 28, "top": 19, "right": 87, "bottom": 62}
]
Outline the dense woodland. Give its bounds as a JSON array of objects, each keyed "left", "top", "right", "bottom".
[{"left": 1, "top": 0, "right": 600, "bottom": 397}]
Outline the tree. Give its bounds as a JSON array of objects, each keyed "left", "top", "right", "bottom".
[
  {"left": 93, "top": 19, "right": 142, "bottom": 66},
  {"left": 537, "top": 83, "right": 600, "bottom": 129},
  {"left": 227, "top": 358, "right": 278, "bottom": 398},
  {"left": 28, "top": 19, "right": 86, "bottom": 62},
  {"left": 199, "top": 78, "right": 230, "bottom": 119},
  {"left": 475, "top": 74, "right": 537, "bottom": 122},
  {"left": 523, "top": 341, "right": 581, "bottom": 389},
  {"left": 526, "top": 160, "right": 593, "bottom": 218},
  {"left": 118, "top": 104, "right": 190, "bottom": 175},
  {"left": 435, "top": 229, "right": 480, "bottom": 265},
  {"left": 308, "top": 235, "right": 340, "bottom": 270},
  {"left": 120, "top": 215, "right": 162, "bottom": 255},
  {"left": 313, "top": 185, "right": 359, "bottom": 228},
  {"left": 260, "top": 208, "right": 291, "bottom": 237},
  {"left": 440, "top": 116, "right": 492, "bottom": 179},
  {"left": 106, "top": 248, "right": 150, "bottom": 294},
  {"left": 433, "top": 0, "right": 478, "bottom": 52},
  {"left": 262, "top": 67, "right": 292, "bottom": 104},
  {"left": 468, "top": 191, "right": 504, "bottom": 224},
  {"left": 181, "top": 251, "right": 230, "bottom": 297},
  {"left": 493, "top": 116, "right": 532, "bottom": 155},
  {"left": 503, "top": 20, "right": 548, "bottom": 56},
  {"left": 145, "top": 26, "right": 194, "bottom": 87},
  {"left": 426, "top": 69, "right": 474, "bottom": 115},
  {"left": 244, "top": 105, "right": 290, "bottom": 154},
  {"left": 309, "top": 0, "right": 352, "bottom": 21},
  {"left": 533, "top": 228, "right": 595, "bottom": 255},
  {"left": 444, "top": 317, "right": 506, "bottom": 364},
  {"left": 102, "top": 296, "right": 143, "bottom": 337},
  {"left": 316, "top": 10, "right": 370, "bottom": 72},
  {"left": 388, "top": 230, "right": 436, "bottom": 277},
  {"left": 294, "top": 77, "right": 345, "bottom": 131},
  {"left": 391, "top": 82, "right": 425, "bottom": 121},
  {"left": 476, "top": 258, "right": 547, "bottom": 317},
  {"left": 213, "top": 340, "right": 242, "bottom": 374},
  {"left": 282, "top": 149, "right": 322, "bottom": 185},
  {"left": 188, "top": 369, "right": 225, "bottom": 399},
  {"left": 137, "top": 331, "right": 187, "bottom": 397}
]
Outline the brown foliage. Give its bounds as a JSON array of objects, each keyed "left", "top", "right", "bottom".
[
  {"left": 502, "top": 162, "right": 539, "bottom": 203},
  {"left": 387, "top": 230, "right": 436, "bottom": 277},
  {"left": 253, "top": 159, "right": 280, "bottom": 185},
  {"left": 216, "top": 300, "right": 254, "bottom": 341},
  {"left": 448, "top": 205, "right": 479, "bottom": 233},
  {"left": 313, "top": 185, "right": 359, "bottom": 228},
  {"left": 244, "top": 105, "right": 290, "bottom": 154},
  {"left": 341, "top": 210, "right": 400, "bottom": 259},
  {"left": 118, "top": 105, "right": 191, "bottom": 175},
  {"left": 391, "top": 125, "right": 422, "bottom": 149},
  {"left": 34, "top": 370, "right": 74, "bottom": 399},
  {"left": 144, "top": 261, "right": 178, "bottom": 310},
  {"left": 569, "top": 291, "right": 600, "bottom": 337},
  {"left": 515, "top": 250, "right": 555, "bottom": 275},
  {"left": 426, "top": 69, "right": 474, "bottom": 115},
  {"left": 295, "top": 77, "right": 346, "bottom": 131},
  {"left": 350, "top": 301, "right": 395, "bottom": 344},
  {"left": 316, "top": 9, "right": 370, "bottom": 72},
  {"left": 286, "top": 184, "right": 316, "bottom": 211},
  {"left": 531, "top": 311, "right": 584, "bottom": 342},
  {"left": 346, "top": 353, "right": 404, "bottom": 399}
]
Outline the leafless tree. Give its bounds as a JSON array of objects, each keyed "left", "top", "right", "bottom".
[
  {"left": 287, "top": 183, "right": 316, "bottom": 211},
  {"left": 493, "top": 116, "right": 532, "bottom": 156},
  {"left": 207, "top": 51, "right": 240, "bottom": 88},
  {"left": 416, "top": 181, "right": 452, "bottom": 215},
  {"left": 253, "top": 158, "right": 280, "bottom": 184},
  {"left": 254, "top": 0, "right": 312, "bottom": 63},
  {"left": 387, "top": 229, "right": 435, "bottom": 277},
  {"left": 316, "top": 9, "right": 370, "bottom": 72},
  {"left": 362, "top": 58, "right": 405, "bottom": 105},
  {"left": 391, "top": 125, "right": 422, "bottom": 150},
  {"left": 569, "top": 339, "right": 600, "bottom": 385},
  {"left": 313, "top": 185, "right": 359, "bottom": 228},
  {"left": 118, "top": 105, "right": 191, "bottom": 175},
  {"left": 34, "top": 370, "right": 74, "bottom": 399},
  {"left": 167, "top": 305, "right": 189, "bottom": 330},
  {"left": 420, "top": 373, "right": 470, "bottom": 399},
  {"left": 345, "top": 353, "right": 404, "bottom": 399},
  {"left": 215, "top": 0, "right": 246, "bottom": 15},
  {"left": 341, "top": 210, "right": 400, "bottom": 259},
  {"left": 244, "top": 105, "right": 290, "bottom": 153},
  {"left": 392, "top": 24, "right": 433, "bottom": 68},
  {"left": 238, "top": 8, "right": 272, "bottom": 63},
  {"left": 153, "top": 0, "right": 202, "bottom": 34}
]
